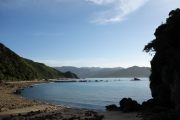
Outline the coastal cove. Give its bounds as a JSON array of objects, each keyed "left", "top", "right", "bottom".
[
  {"left": 1, "top": 0, "right": 180, "bottom": 119},
  {"left": 21, "top": 78, "right": 152, "bottom": 111}
]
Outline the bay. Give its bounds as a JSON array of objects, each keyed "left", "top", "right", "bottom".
[{"left": 21, "top": 78, "right": 152, "bottom": 111}]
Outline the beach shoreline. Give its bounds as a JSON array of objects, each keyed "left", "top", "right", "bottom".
[{"left": 0, "top": 80, "right": 141, "bottom": 120}]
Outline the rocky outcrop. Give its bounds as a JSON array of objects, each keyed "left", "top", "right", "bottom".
[
  {"left": 105, "top": 104, "right": 119, "bottom": 111},
  {"left": 119, "top": 98, "right": 141, "bottom": 112},
  {"left": 144, "top": 8, "right": 180, "bottom": 110},
  {"left": 106, "top": 98, "right": 141, "bottom": 112}
]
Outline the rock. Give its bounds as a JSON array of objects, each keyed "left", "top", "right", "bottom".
[
  {"left": 141, "top": 8, "right": 180, "bottom": 120},
  {"left": 105, "top": 104, "right": 119, "bottom": 111},
  {"left": 0, "top": 80, "right": 3, "bottom": 84},
  {"left": 141, "top": 99, "right": 156, "bottom": 110},
  {"left": 14, "top": 89, "right": 22, "bottom": 94},
  {"left": 1, "top": 107, "right": 8, "bottom": 112},
  {"left": 119, "top": 98, "right": 141, "bottom": 112},
  {"left": 149, "top": 110, "right": 180, "bottom": 120},
  {"left": 131, "top": 78, "right": 141, "bottom": 81},
  {"left": 144, "top": 8, "right": 180, "bottom": 110}
]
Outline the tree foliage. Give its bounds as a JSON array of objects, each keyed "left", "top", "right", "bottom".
[
  {"left": 0, "top": 43, "right": 78, "bottom": 81},
  {"left": 144, "top": 8, "right": 180, "bottom": 53}
]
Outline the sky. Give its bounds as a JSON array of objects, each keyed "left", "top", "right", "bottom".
[{"left": 0, "top": 0, "right": 180, "bottom": 68}]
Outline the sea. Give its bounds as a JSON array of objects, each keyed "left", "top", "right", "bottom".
[{"left": 21, "top": 78, "right": 152, "bottom": 111}]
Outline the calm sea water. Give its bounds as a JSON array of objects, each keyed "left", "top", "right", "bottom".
[{"left": 21, "top": 78, "right": 152, "bottom": 111}]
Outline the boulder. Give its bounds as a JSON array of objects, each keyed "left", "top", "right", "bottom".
[
  {"left": 105, "top": 104, "right": 119, "bottom": 111},
  {"left": 119, "top": 98, "right": 141, "bottom": 112}
]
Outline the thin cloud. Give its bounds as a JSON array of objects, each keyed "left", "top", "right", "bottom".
[{"left": 87, "top": 0, "right": 149, "bottom": 24}]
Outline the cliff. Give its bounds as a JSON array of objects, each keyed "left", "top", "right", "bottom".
[{"left": 144, "top": 8, "right": 180, "bottom": 110}]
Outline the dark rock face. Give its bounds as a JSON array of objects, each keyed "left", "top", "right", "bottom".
[
  {"left": 105, "top": 98, "right": 141, "bottom": 112},
  {"left": 119, "top": 98, "right": 141, "bottom": 112},
  {"left": 144, "top": 8, "right": 180, "bottom": 110},
  {"left": 105, "top": 104, "right": 119, "bottom": 111}
]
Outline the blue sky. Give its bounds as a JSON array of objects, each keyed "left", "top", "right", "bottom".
[{"left": 0, "top": 0, "right": 180, "bottom": 67}]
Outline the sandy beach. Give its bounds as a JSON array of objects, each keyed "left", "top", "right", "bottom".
[{"left": 0, "top": 81, "right": 141, "bottom": 120}]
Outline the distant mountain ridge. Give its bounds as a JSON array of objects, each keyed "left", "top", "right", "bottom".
[
  {"left": 55, "top": 66, "right": 151, "bottom": 78},
  {"left": 0, "top": 43, "right": 78, "bottom": 81}
]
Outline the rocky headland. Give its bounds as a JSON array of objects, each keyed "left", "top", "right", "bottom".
[{"left": 106, "top": 8, "right": 180, "bottom": 120}]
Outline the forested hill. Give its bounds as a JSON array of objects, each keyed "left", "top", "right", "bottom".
[
  {"left": 0, "top": 43, "right": 78, "bottom": 81},
  {"left": 55, "top": 66, "right": 150, "bottom": 78}
]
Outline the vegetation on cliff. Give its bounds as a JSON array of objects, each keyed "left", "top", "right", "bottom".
[{"left": 0, "top": 43, "right": 78, "bottom": 81}]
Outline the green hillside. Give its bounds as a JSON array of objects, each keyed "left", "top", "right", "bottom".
[{"left": 0, "top": 43, "right": 78, "bottom": 81}]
